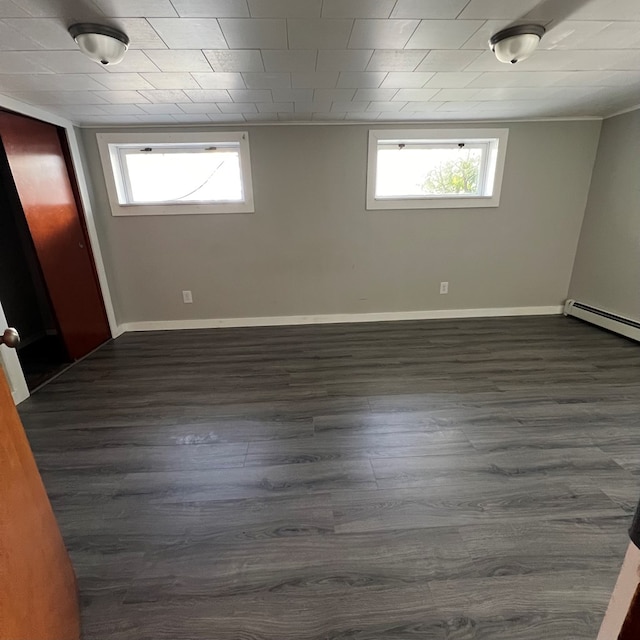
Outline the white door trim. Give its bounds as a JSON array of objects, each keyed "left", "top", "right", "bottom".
[{"left": 0, "top": 302, "right": 29, "bottom": 404}]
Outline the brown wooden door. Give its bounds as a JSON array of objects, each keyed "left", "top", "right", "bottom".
[
  {"left": 0, "top": 359, "right": 80, "bottom": 639},
  {"left": 0, "top": 110, "right": 110, "bottom": 360}
]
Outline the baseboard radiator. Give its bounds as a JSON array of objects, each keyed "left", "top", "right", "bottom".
[{"left": 564, "top": 299, "right": 640, "bottom": 342}]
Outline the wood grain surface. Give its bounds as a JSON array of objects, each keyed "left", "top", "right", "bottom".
[{"left": 18, "top": 315, "right": 639, "bottom": 639}]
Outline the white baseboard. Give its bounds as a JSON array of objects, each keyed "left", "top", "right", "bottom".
[{"left": 118, "top": 305, "right": 564, "bottom": 334}]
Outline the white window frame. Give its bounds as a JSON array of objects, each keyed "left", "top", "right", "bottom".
[
  {"left": 96, "top": 132, "right": 255, "bottom": 216},
  {"left": 366, "top": 128, "right": 509, "bottom": 210}
]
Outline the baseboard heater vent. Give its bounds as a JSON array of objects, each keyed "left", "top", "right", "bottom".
[{"left": 564, "top": 299, "right": 640, "bottom": 343}]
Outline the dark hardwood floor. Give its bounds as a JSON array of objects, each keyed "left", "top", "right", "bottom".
[{"left": 18, "top": 315, "right": 640, "bottom": 640}]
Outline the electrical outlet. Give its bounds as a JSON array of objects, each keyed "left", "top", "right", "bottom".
[
  {"left": 440, "top": 282, "right": 449, "bottom": 295},
  {"left": 182, "top": 290, "right": 193, "bottom": 304}
]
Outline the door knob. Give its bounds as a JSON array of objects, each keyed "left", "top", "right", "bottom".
[{"left": 1, "top": 328, "right": 20, "bottom": 349}]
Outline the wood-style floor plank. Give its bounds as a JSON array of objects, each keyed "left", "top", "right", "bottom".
[{"left": 17, "top": 315, "right": 640, "bottom": 639}]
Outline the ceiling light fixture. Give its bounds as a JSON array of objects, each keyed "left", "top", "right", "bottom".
[
  {"left": 490, "top": 24, "right": 545, "bottom": 64},
  {"left": 68, "top": 23, "right": 129, "bottom": 66}
]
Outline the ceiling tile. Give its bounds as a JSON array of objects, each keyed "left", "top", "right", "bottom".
[
  {"left": 256, "top": 102, "right": 293, "bottom": 112},
  {"left": 228, "top": 88, "right": 271, "bottom": 101},
  {"left": 391, "top": 0, "right": 470, "bottom": 19},
  {"left": 91, "top": 0, "right": 177, "bottom": 17},
  {"left": 141, "top": 72, "right": 201, "bottom": 89},
  {"left": 348, "top": 19, "right": 419, "bottom": 49},
  {"left": 437, "top": 101, "right": 481, "bottom": 111},
  {"left": 183, "top": 89, "right": 232, "bottom": 102},
  {"left": 60, "top": 105, "right": 109, "bottom": 115},
  {"left": 366, "top": 49, "right": 427, "bottom": 71},
  {"left": 458, "top": 0, "right": 540, "bottom": 19},
  {"left": 243, "top": 112, "right": 276, "bottom": 121},
  {"left": 322, "top": 0, "right": 395, "bottom": 19},
  {"left": 148, "top": 18, "right": 227, "bottom": 49},
  {"left": 291, "top": 71, "right": 339, "bottom": 88},
  {"left": 468, "top": 49, "right": 637, "bottom": 72},
  {"left": 0, "top": 1, "right": 29, "bottom": 17},
  {"left": 366, "top": 100, "right": 405, "bottom": 111},
  {"left": 0, "top": 51, "right": 52, "bottom": 74},
  {"left": 172, "top": 113, "right": 212, "bottom": 122},
  {"left": 209, "top": 113, "right": 245, "bottom": 122},
  {"left": 554, "top": 70, "right": 640, "bottom": 87},
  {"left": 73, "top": 115, "right": 136, "bottom": 124},
  {"left": 353, "top": 88, "right": 398, "bottom": 101},
  {"left": 3, "top": 18, "right": 76, "bottom": 49},
  {"left": 337, "top": 71, "right": 387, "bottom": 88},
  {"left": 247, "top": 0, "right": 321, "bottom": 18},
  {"left": 0, "top": 20, "right": 44, "bottom": 49},
  {"left": 112, "top": 19, "right": 169, "bottom": 49},
  {"left": 392, "top": 87, "right": 439, "bottom": 101},
  {"left": 271, "top": 88, "right": 313, "bottom": 101},
  {"left": 103, "top": 50, "right": 160, "bottom": 73},
  {"left": 472, "top": 87, "right": 560, "bottom": 101},
  {"left": 23, "top": 51, "right": 106, "bottom": 73},
  {"left": 316, "top": 49, "right": 373, "bottom": 71},
  {"left": 346, "top": 111, "right": 380, "bottom": 119},
  {"left": 10, "top": 90, "right": 108, "bottom": 104},
  {"left": 294, "top": 101, "right": 332, "bottom": 112},
  {"left": 92, "top": 104, "right": 145, "bottom": 116},
  {"left": 191, "top": 72, "right": 245, "bottom": 89},
  {"left": 139, "top": 103, "right": 186, "bottom": 114},
  {"left": 287, "top": 19, "right": 353, "bottom": 50},
  {"left": 91, "top": 73, "right": 154, "bottom": 90},
  {"left": 219, "top": 18, "right": 287, "bottom": 49},
  {"left": 550, "top": 21, "right": 640, "bottom": 50},
  {"left": 312, "top": 112, "right": 346, "bottom": 120},
  {"left": 461, "top": 19, "right": 545, "bottom": 50},
  {"left": 424, "top": 72, "right": 481, "bottom": 88},
  {"left": 432, "top": 88, "right": 480, "bottom": 101},
  {"left": 205, "top": 50, "right": 263, "bottom": 72},
  {"left": 314, "top": 88, "right": 356, "bottom": 101},
  {"left": 178, "top": 102, "right": 222, "bottom": 112},
  {"left": 93, "top": 90, "right": 149, "bottom": 104},
  {"left": 380, "top": 71, "right": 433, "bottom": 88},
  {"left": 170, "top": 0, "right": 249, "bottom": 17},
  {"left": 405, "top": 20, "right": 484, "bottom": 49},
  {"left": 400, "top": 101, "right": 444, "bottom": 111},
  {"left": 0, "top": 73, "right": 105, "bottom": 91},
  {"left": 143, "top": 50, "right": 211, "bottom": 72},
  {"left": 262, "top": 50, "right": 317, "bottom": 72},
  {"left": 138, "top": 89, "right": 193, "bottom": 102},
  {"left": 467, "top": 71, "right": 570, "bottom": 88},
  {"left": 416, "top": 49, "right": 483, "bottom": 71},
  {"left": 218, "top": 102, "right": 257, "bottom": 113},
  {"left": 331, "top": 101, "right": 370, "bottom": 112},
  {"left": 525, "top": 0, "right": 640, "bottom": 21},
  {"left": 17, "top": 0, "right": 102, "bottom": 20},
  {"left": 242, "top": 72, "right": 290, "bottom": 88}
]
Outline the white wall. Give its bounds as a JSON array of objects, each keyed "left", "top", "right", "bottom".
[
  {"left": 569, "top": 108, "right": 640, "bottom": 321},
  {"left": 79, "top": 120, "right": 601, "bottom": 326}
]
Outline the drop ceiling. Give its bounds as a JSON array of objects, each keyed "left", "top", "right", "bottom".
[{"left": 0, "top": 0, "right": 639, "bottom": 126}]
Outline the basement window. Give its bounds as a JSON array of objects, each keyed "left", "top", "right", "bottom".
[
  {"left": 97, "top": 132, "right": 254, "bottom": 216},
  {"left": 367, "top": 128, "right": 509, "bottom": 210}
]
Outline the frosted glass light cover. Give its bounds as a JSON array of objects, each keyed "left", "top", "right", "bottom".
[
  {"left": 74, "top": 32, "right": 128, "bottom": 65},
  {"left": 493, "top": 33, "right": 541, "bottom": 64}
]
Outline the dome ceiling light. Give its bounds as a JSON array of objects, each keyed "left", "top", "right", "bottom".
[
  {"left": 490, "top": 24, "right": 546, "bottom": 64},
  {"left": 68, "top": 23, "right": 129, "bottom": 66}
]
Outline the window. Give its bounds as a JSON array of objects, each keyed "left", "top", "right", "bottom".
[
  {"left": 97, "top": 132, "right": 254, "bottom": 216},
  {"left": 367, "top": 128, "right": 509, "bottom": 210}
]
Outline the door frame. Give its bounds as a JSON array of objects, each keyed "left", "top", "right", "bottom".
[
  {"left": 0, "top": 95, "right": 118, "bottom": 403},
  {"left": 0, "top": 300, "right": 29, "bottom": 403}
]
